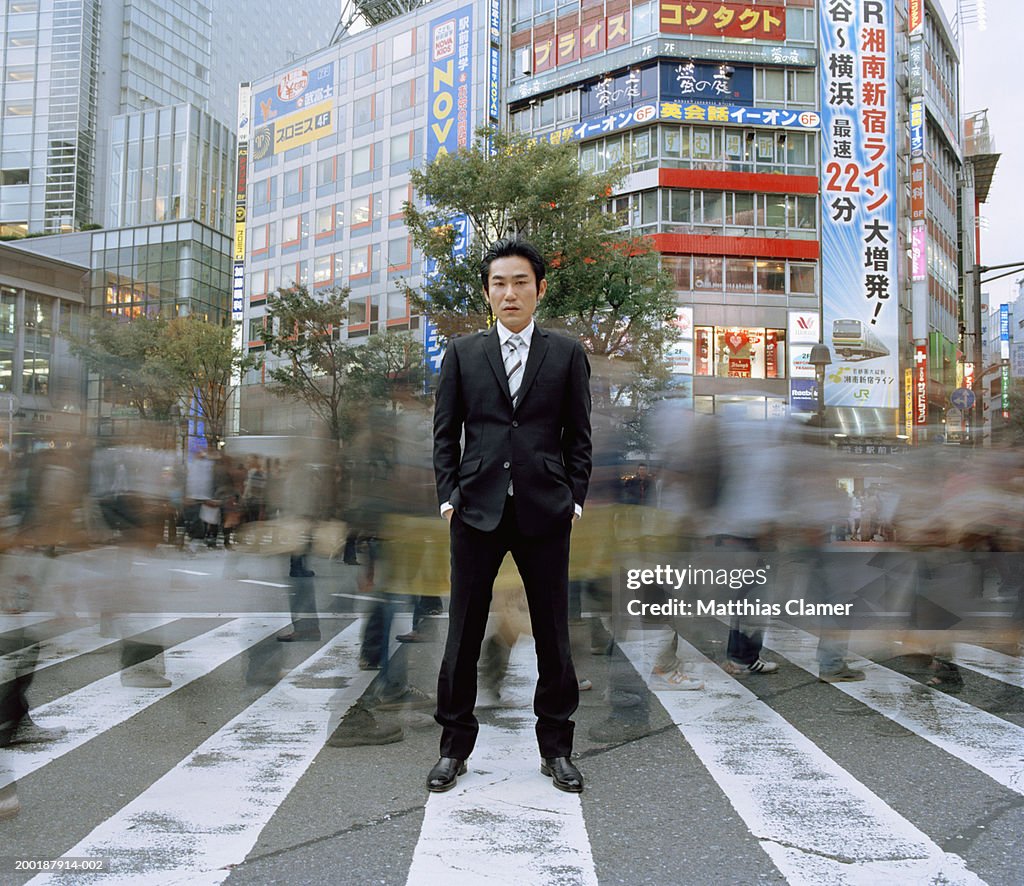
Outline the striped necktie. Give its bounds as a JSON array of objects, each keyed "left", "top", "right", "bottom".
[{"left": 504, "top": 333, "right": 524, "bottom": 408}]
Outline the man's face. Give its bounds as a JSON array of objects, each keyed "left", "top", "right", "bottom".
[{"left": 486, "top": 255, "right": 546, "bottom": 333}]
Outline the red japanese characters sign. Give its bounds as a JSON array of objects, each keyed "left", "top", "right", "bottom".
[
  {"left": 914, "top": 345, "right": 928, "bottom": 425},
  {"left": 910, "top": 159, "right": 925, "bottom": 221},
  {"left": 660, "top": 1, "right": 786, "bottom": 41},
  {"left": 532, "top": 12, "right": 629, "bottom": 73}
]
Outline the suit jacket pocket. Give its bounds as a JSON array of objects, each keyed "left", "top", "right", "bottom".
[
  {"left": 543, "top": 457, "right": 569, "bottom": 484},
  {"left": 459, "top": 457, "right": 482, "bottom": 479}
]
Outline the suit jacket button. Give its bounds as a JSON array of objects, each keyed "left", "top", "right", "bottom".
[
  {"left": 512, "top": 420, "right": 519, "bottom": 428},
  {"left": 503, "top": 461, "right": 510, "bottom": 469}
]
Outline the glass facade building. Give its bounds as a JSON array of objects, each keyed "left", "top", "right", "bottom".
[
  {"left": 0, "top": 0, "right": 102, "bottom": 235},
  {"left": 107, "top": 104, "right": 234, "bottom": 234},
  {"left": 0, "top": 0, "right": 342, "bottom": 237},
  {"left": 90, "top": 221, "right": 231, "bottom": 322},
  {"left": 0, "top": 242, "right": 88, "bottom": 441}
]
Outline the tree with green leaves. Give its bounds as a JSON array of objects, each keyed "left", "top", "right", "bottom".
[
  {"left": 162, "top": 316, "right": 260, "bottom": 448},
  {"left": 67, "top": 313, "right": 256, "bottom": 447},
  {"left": 402, "top": 127, "right": 678, "bottom": 413},
  {"left": 260, "top": 286, "right": 355, "bottom": 443},
  {"left": 67, "top": 313, "right": 180, "bottom": 422},
  {"left": 259, "top": 285, "right": 426, "bottom": 441}
]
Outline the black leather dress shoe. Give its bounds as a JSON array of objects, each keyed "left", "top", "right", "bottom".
[
  {"left": 541, "top": 756, "right": 583, "bottom": 793},
  {"left": 426, "top": 756, "right": 466, "bottom": 792}
]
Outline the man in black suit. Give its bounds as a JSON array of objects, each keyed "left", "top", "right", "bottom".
[{"left": 428, "top": 237, "right": 592, "bottom": 793}]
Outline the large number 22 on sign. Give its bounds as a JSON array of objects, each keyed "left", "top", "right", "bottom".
[{"left": 825, "top": 162, "right": 861, "bottom": 192}]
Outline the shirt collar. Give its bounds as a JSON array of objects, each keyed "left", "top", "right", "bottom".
[{"left": 496, "top": 318, "right": 535, "bottom": 348}]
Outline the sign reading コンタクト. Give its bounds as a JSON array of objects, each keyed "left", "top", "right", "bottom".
[{"left": 660, "top": 0, "right": 786, "bottom": 40}]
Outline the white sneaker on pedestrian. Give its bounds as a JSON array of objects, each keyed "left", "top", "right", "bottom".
[
  {"left": 724, "top": 658, "right": 778, "bottom": 676},
  {"left": 649, "top": 668, "right": 704, "bottom": 691}
]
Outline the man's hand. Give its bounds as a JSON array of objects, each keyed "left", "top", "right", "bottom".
[{"left": 445, "top": 509, "right": 454, "bottom": 524}]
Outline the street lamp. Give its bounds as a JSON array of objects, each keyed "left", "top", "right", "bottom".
[{"left": 808, "top": 343, "right": 832, "bottom": 436}]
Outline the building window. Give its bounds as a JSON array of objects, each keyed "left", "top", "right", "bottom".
[
  {"left": 354, "top": 45, "right": 376, "bottom": 77},
  {"left": 5, "top": 67, "right": 34, "bottom": 83},
  {"left": 317, "top": 156, "right": 337, "bottom": 187},
  {"left": 694, "top": 327, "right": 787, "bottom": 379},
  {"left": 3, "top": 102, "right": 33, "bottom": 117},
  {"left": 283, "top": 167, "right": 304, "bottom": 197},
  {"left": 391, "top": 131, "right": 413, "bottom": 164},
  {"left": 6, "top": 33, "right": 37, "bottom": 49},
  {"left": 250, "top": 223, "right": 270, "bottom": 255},
  {"left": 393, "top": 30, "right": 415, "bottom": 59},
  {"left": 315, "top": 204, "right": 343, "bottom": 236},
  {"left": 789, "top": 261, "right": 816, "bottom": 294},
  {"left": 354, "top": 94, "right": 376, "bottom": 127},
  {"left": 392, "top": 80, "right": 416, "bottom": 113},
  {"left": 314, "top": 254, "right": 334, "bottom": 286},
  {"left": 0, "top": 169, "right": 29, "bottom": 185},
  {"left": 248, "top": 317, "right": 265, "bottom": 344},
  {"left": 388, "top": 235, "right": 411, "bottom": 270},
  {"left": 389, "top": 183, "right": 410, "bottom": 219},
  {"left": 282, "top": 213, "right": 308, "bottom": 245}
]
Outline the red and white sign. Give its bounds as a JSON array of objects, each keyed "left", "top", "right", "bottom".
[
  {"left": 671, "top": 307, "right": 693, "bottom": 339},
  {"left": 788, "top": 311, "right": 819, "bottom": 344},
  {"left": 909, "top": 0, "right": 924, "bottom": 35},
  {"left": 914, "top": 345, "right": 928, "bottom": 425},
  {"left": 277, "top": 69, "right": 309, "bottom": 102},
  {"left": 433, "top": 20, "right": 456, "bottom": 60}
]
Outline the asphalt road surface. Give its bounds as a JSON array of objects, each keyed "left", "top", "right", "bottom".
[{"left": 1, "top": 546, "right": 1021, "bottom": 885}]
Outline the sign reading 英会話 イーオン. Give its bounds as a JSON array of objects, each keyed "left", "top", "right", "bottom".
[{"left": 820, "top": 0, "right": 899, "bottom": 409}]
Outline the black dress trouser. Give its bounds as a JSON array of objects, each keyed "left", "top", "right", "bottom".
[{"left": 435, "top": 497, "right": 578, "bottom": 760}]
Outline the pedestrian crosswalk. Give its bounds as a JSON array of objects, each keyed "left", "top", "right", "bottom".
[{"left": 1, "top": 610, "right": 1021, "bottom": 885}]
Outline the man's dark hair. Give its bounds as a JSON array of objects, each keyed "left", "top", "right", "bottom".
[{"left": 480, "top": 237, "right": 546, "bottom": 291}]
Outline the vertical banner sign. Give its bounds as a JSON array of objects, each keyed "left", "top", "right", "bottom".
[
  {"left": 911, "top": 226, "right": 927, "bottom": 281},
  {"left": 914, "top": 344, "right": 928, "bottom": 425},
  {"left": 487, "top": 0, "right": 500, "bottom": 123},
  {"left": 425, "top": 7, "right": 475, "bottom": 380},
  {"left": 1001, "top": 364, "right": 1011, "bottom": 416},
  {"left": 428, "top": 7, "right": 474, "bottom": 160},
  {"left": 820, "top": 0, "right": 899, "bottom": 409},
  {"left": 999, "top": 303, "right": 1010, "bottom": 360},
  {"left": 904, "top": 368, "right": 914, "bottom": 439},
  {"left": 233, "top": 84, "right": 252, "bottom": 323},
  {"left": 908, "top": 0, "right": 924, "bottom": 35}
]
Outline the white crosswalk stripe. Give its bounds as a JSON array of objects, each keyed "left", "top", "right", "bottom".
[
  {"left": 618, "top": 634, "right": 988, "bottom": 885},
  {"left": 952, "top": 642, "right": 1024, "bottom": 688},
  {"left": 2, "top": 616, "right": 290, "bottom": 789},
  {"left": 761, "top": 621, "right": 1024, "bottom": 796},
  {"left": 28, "top": 620, "right": 375, "bottom": 886},
  {"left": 408, "top": 640, "right": 597, "bottom": 886},
  {"left": 2, "top": 610, "right": 1021, "bottom": 884},
  {"left": 0, "top": 616, "right": 177, "bottom": 675}
]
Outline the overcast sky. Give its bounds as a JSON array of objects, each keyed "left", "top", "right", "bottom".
[{"left": 935, "top": 0, "right": 1022, "bottom": 308}]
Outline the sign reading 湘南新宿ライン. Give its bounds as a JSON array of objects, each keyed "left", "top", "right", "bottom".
[{"left": 820, "top": 0, "right": 899, "bottom": 409}]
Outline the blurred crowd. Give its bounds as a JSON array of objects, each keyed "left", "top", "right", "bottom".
[{"left": 1, "top": 380, "right": 1023, "bottom": 818}]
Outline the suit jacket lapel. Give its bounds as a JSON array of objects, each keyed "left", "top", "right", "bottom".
[
  {"left": 483, "top": 328, "right": 513, "bottom": 406},
  {"left": 515, "top": 327, "right": 548, "bottom": 412}
]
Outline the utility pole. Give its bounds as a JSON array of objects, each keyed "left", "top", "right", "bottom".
[{"left": 968, "top": 261, "right": 1024, "bottom": 445}]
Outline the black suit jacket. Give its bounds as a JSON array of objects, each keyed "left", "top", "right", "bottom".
[{"left": 433, "top": 323, "right": 592, "bottom": 536}]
